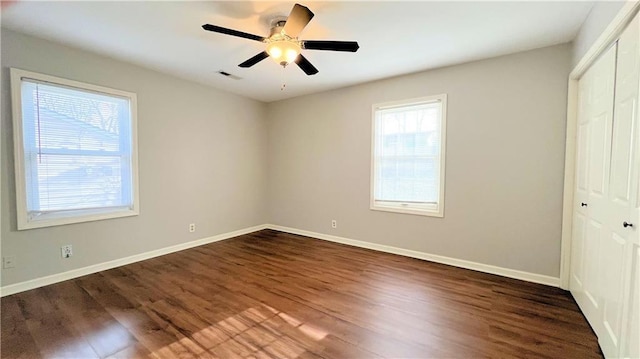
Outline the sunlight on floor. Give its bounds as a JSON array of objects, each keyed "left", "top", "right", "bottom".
[{"left": 148, "top": 304, "right": 328, "bottom": 358}]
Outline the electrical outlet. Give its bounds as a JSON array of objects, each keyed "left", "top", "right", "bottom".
[
  {"left": 189, "top": 223, "right": 196, "bottom": 233},
  {"left": 61, "top": 245, "right": 73, "bottom": 258},
  {"left": 331, "top": 220, "right": 337, "bottom": 229},
  {"left": 3, "top": 256, "right": 15, "bottom": 268}
]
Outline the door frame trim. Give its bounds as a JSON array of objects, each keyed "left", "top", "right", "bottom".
[{"left": 560, "top": 1, "right": 640, "bottom": 289}]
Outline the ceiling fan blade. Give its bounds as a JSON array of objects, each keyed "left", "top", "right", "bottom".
[
  {"left": 202, "top": 24, "right": 265, "bottom": 42},
  {"left": 238, "top": 51, "right": 270, "bottom": 68},
  {"left": 295, "top": 54, "right": 319, "bottom": 75},
  {"left": 303, "top": 40, "right": 359, "bottom": 52},
  {"left": 283, "top": 3, "right": 315, "bottom": 38}
]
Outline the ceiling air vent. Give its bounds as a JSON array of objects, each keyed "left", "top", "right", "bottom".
[{"left": 217, "top": 71, "right": 242, "bottom": 80}]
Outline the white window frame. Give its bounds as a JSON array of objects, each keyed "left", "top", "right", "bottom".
[
  {"left": 10, "top": 68, "right": 140, "bottom": 230},
  {"left": 370, "top": 94, "right": 447, "bottom": 217}
]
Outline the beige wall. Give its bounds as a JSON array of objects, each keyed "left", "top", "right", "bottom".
[
  {"left": 1, "top": 30, "right": 268, "bottom": 286},
  {"left": 266, "top": 44, "right": 571, "bottom": 277},
  {"left": 572, "top": 1, "right": 625, "bottom": 68},
  {"left": 1, "top": 29, "right": 572, "bottom": 287}
]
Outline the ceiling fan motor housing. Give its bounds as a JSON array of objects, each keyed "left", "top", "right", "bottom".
[{"left": 270, "top": 20, "right": 288, "bottom": 35}]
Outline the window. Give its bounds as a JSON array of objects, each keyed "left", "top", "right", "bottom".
[
  {"left": 371, "top": 94, "right": 447, "bottom": 217},
  {"left": 10, "top": 68, "right": 139, "bottom": 230}
]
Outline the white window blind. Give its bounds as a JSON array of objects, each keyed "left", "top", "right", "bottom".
[
  {"left": 371, "top": 95, "right": 446, "bottom": 217},
  {"left": 11, "top": 68, "right": 139, "bottom": 229}
]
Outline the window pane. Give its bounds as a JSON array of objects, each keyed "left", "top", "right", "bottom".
[
  {"left": 376, "top": 157, "right": 437, "bottom": 202},
  {"left": 374, "top": 100, "right": 442, "bottom": 205},
  {"left": 29, "top": 154, "right": 129, "bottom": 212}
]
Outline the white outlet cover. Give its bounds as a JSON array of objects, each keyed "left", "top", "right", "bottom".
[
  {"left": 3, "top": 256, "right": 16, "bottom": 268},
  {"left": 61, "top": 245, "right": 73, "bottom": 258}
]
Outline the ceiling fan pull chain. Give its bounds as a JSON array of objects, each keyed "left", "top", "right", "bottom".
[{"left": 281, "top": 65, "right": 287, "bottom": 91}]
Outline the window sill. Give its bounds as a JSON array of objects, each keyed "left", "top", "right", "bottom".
[
  {"left": 18, "top": 207, "right": 139, "bottom": 230},
  {"left": 370, "top": 204, "right": 443, "bottom": 218}
]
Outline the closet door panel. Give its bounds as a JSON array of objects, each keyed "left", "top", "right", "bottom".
[
  {"left": 584, "top": 219, "right": 604, "bottom": 314},
  {"left": 600, "top": 232, "right": 628, "bottom": 354},
  {"left": 588, "top": 111, "right": 612, "bottom": 199},
  {"left": 610, "top": 96, "right": 636, "bottom": 207},
  {"left": 571, "top": 211, "right": 587, "bottom": 288},
  {"left": 576, "top": 122, "right": 590, "bottom": 194},
  {"left": 599, "top": 13, "right": 640, "bottom": 358},
  {"left": 621, "top": 246, "right": 639, "bottom": 358}
]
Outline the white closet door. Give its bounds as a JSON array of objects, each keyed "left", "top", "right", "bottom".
[
  {"left": 600, "top": 13, "right": 640, "bottom": 358},
  {"left": 570, "top": 44, "right": 617, "bottom": 336},
  {"left": 598, "top": 12, "right": 640, "bottom": 357}
]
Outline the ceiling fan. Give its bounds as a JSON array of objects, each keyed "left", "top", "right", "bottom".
[{"left": 202, "top": 3, "right": 359, "bottom": 76}]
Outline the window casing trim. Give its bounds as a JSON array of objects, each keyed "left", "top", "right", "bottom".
[
  {"left": 10, "top": 68, "right": 140, "bottom": 230},
  {"left": 370, "top": 94, "right": 447, "bottom": 217}
]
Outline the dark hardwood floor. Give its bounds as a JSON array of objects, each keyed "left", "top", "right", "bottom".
[{"left": 1, "top": 229, "right": 602, "bottom": 358}]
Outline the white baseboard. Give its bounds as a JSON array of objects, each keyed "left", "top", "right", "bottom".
[
  {"left": 1, "top": 223, "right": 560, "bottom": 297},
  {"left": 0, "top": 224, "right": 268, "bottom": 297},
  {"left": 266, "top": 224, "right": 561, "bottom": 287}
]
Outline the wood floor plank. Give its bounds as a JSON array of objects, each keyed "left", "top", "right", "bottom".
[
  {"left": 49, "top": 280, "right": 139, "bottom": 357},
  {"left": 17, "top": 288, "right": 99, "bottom": 358},
  {"left": 104, "top": 342, "right": 153, "bottom": 359},
  {"left": 1, "top": 296, "right": 42, "bottom": 359},
  {"left": 1, "top": 229, "right": 602, "bottom": 358}
]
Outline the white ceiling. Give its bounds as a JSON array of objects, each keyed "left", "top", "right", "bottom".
[{"left": 1, "top": 1, "right": 593, "bottom": 103}]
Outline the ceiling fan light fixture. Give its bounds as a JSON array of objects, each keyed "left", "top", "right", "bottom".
[{"left": 266, "top": 40, "right": 301, "bottom": 66}]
